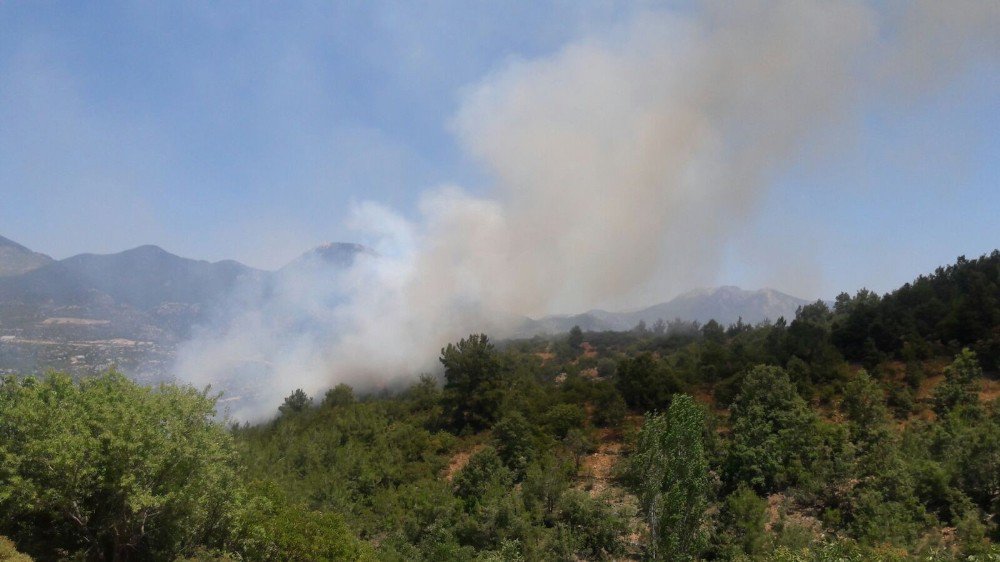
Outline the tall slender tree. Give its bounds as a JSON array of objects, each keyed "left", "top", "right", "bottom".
[{"left": 629, "top": 394, "right": 709, "bottom": 560}]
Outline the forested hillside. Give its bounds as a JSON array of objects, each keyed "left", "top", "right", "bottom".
[{"left": 1, "top": 252, "right": 998, "bottom": 561}]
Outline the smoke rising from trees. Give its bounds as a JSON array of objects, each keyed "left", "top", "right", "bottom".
[{"left": 174, "top": 1, "right": 1000, "bottom": 419}]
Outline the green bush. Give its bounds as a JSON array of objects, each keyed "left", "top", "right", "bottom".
[
  {"left": 716, "top": 484, "right": 769, "bottom": 558},
  {"left": 0, "top": 373, "right": 245, "bottom": 560},
  {"left": 544, "top": 403, "right": 586, "bottom": 439},
  {"left": 555, "top": 489, "right": 628, "bottom": 559},
  {"left": 492, "top": 412, "right": 536, "bottom": 477}
]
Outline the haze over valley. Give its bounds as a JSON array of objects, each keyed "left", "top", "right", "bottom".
[{"left": 0, "top": 233, "right": 811, "bottom": 416}]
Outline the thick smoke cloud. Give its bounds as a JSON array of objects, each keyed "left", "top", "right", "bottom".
[{"left": 174, "top": 1, "right": 1000, "bottom": 420}]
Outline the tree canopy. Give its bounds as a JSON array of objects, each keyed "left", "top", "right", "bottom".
[{"left": 2, "top": 252, "right": 1000, "bottom": 560}]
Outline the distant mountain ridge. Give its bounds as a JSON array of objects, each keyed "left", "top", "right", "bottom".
[
  {"left": 0, "top": 245, "right": 264, "bottom": 310},
  {"left": 0, "top": 236, "right": 369, "bottom": 347},
  {"left": 628, "top": 285, "right": 810, "bottom": 326},
  {"left": 519, "top": 286, "right": 810, "bottom": 336},
  {"left": 0, "top": 233, "right": 810, "bottom": 376}
]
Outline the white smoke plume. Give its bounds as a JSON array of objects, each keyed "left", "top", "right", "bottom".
[{"left": 174, "top": 0, "right": 1000, "bottom": 420}]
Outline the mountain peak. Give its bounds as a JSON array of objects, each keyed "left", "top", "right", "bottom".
[
  {"left": 130, "top": 244, "right": 169, "bottom": 253},
  {"left": 678, "top": 285, "right": 797, "bottom": 300},
  {"left": 641, "top": 285, "right": 808, "bottom": 326},
  {"left": 283, "top": 242, "right": 376, "bottom": 271},
  {"left": 522, "top": 285, "right": 811, "bottom": 336},
  {"left": 678, "top": 285, "right": 743, "bottom": 298},
  {"left": 0, "top": 234, "right": 54, "bottom": 277},
  {"left": 118, "top": 244, "right": 174, "bottom": 258},
  {"left": 313, "top": 242, "right": 375, "bottom": 258}
]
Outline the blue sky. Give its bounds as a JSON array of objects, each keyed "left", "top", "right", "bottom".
[{"left": 1, "top": 1, "right": 997, "bottom": 302}]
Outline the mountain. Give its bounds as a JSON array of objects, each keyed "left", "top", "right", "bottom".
[
  {"left": 521, "top": 286, "right": 811, "bottom": 335},
  {"left": 280, "top": 242, "right": 376, "bottom": 273},
  {"left": 0, "top": 236, "right": 810, "bottom": 377},
  {"left": 626, "top": 286, "right": 810, "bottom": 326},
  {"left": 0, "top": 241, "right": 369, "bottom": 378},
  {"left": 0, "top": 241, "right": 367, "bottom": 334},
  {"left": 0, "top": 244, "right": 268, "bottom": 375},
  {"left": 0, "top": 245, "right": 263, "bottom": 311},
  {"left": 0, "top": 235, "right": 53, "bottom": 277}
]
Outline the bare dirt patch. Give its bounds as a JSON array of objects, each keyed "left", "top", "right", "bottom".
[
  {"left": 535, "top": 351, "right": 555, "bottom": 364},
  {"left": 580, "top": 428, "right": 624, "bottom": 497},
  {"left": 443, "top": 443, "right": 485, "bottom": 482},
  {"left": 979, "top": 378, "right": 1000, "bottom": 402},
  {"left": 41, "top": 317, "right": 110, "bottom": 326}
]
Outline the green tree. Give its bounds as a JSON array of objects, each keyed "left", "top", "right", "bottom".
[
  {"left": 453, "top": 447, "right": 514, "bottom": 508},
  {"left": 0, "top": 373, "right": 244, "bottom": 560},
  {"left": 886, "top": 382, "right": 915, "bottom": 420},
  {"left": 234, "top": 482, "right": 374, "bottom": 561},
  {"left": 615, "top": 353, "right": 679, "bottom": 412},
  {"left": 492, "top": 412, "right": 535, "bottom": 477},
  {"left": 441, "top": 334, "right": 506, "bottom": 431},
  {"left": 555, "top": 489, "right": 628, "bottom": 559},
  {"left": 568, "top": 325, "right": 584, "bottom": 350},
  {"left": 904, "top": 358, "right": 925, "bottom": 390},
  {"left": 563, "top": 428, "right": 593, "bottom": 472},
  {"left": 787, "top": 302, "right": 843, "bottom": 384},
  {"left": 595, "top": 357, "right": 617, "bottom": 379},
  {"left": 592, "top": 383, "right": 627, "bottom": 428},
  {"left": 452, "top": 448, "right": 528, "bottom": 552},
  {"left": 701, "top": 319, "right": 725, "bottom": 343},
  {"left": 279, "top": 388, "right": 312, "bottom": 416},
  {"left": 522, "top": 454, "right": 572, "bottom": 519},
  {"left": 717, "top": 484, "right": 769, "bottom": 558},
  {"left": 628, "top": 395, "right": 709, "bottom": 560},
  {"left": 544, "top": 402, "right": 586, "bottom": 439},
  {"left": 322, "top": 383, "right": 355, "bottom": 408},
  {"left": 841, "top": 373, "right": 930, "bottom": 547},
  {"left": 785, "top": 355, "right": 814, "bottom": 398},
  {"left": 933, "top": 348, "right": 983, "bottom": 417},
  {"left": 842, "top": 370, "right": 891, "bottom": 454},
  {"left": 724, "top": 365, "right": 820, "bottom": 493}
]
